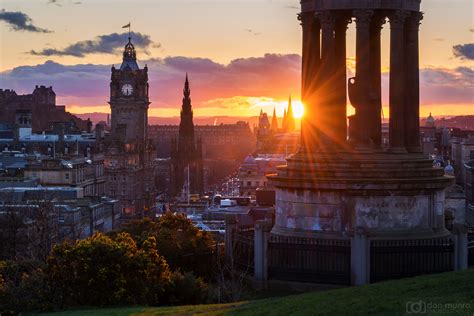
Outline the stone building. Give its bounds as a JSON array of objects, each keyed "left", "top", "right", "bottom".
[
  {"left": 0, "top": 86, "right": 87, "bottom": 133},
  {"left": 103, "top": 37, "right": 156, "bottom": 217},
  {"left": 465, "top": 160, "right": 474, "bottom": 227},
  {"left": 24, "top": 154, "right": 106, "bottom": 198},
  {"left": 238, "top": 154, "right": 286, "bottom": 198},
  {"left": 149, "top": 121, "right": 255, "bottom": 160},
  {"left": 0, "top": 186, "right": 120, "bottom": 258},
  {"left": 255, "top": 111, "right": 272, "bottom": 152},
  {"left": 452, "top": 135, "right": 474, "bottom": 187},
  {"left": 170, "top": 75, "right": 204, "bottom": 197}
]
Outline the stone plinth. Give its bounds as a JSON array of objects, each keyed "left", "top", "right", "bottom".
[{"left": 268, "top": 150, "right": 453, "bottom": 239}]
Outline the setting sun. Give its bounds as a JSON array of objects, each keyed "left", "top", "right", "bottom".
[{"left": 293, "top": 101, "right": 305, "bottom": 119}]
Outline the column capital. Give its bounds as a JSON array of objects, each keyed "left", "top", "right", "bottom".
[
  {"left": 389, "top": 10, "right": 410, "bottom": 29},
  {"left": 316, "top": 11, "right": 336, "bottom": 29},
  {"left": 298, "top": 11, "right": 315, "bottom": 26},
  {"left": 406, "top": 12, "right": 424, "bottom": 31},
  {"left": 336, "top": 14, "right": 353, "bottom": 31},
  {"left": 353, "top": 9, "right": 374, "bottom": 28},
  {"left": 371, "top": 15, "right": 387, "bottom": 31}
]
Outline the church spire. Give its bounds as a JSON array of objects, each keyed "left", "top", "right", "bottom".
[
  {"left": 271, "top": 107, "right": 278, "bottom": 132},
  {"left": 179, "top": 73, "right": 195, "bottom": 152},
  {"left": 184, "top": 73, "right": 190, "bottom": 99},
  {"left": 182, "top": 73, "right": 192, "bottom": 115}
]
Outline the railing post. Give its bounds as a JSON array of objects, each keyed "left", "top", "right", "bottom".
[
  {"left": 225, "top": 214, "right": 238, "bottom": 261},
  {"left": 453, "top": 224, "right": 468, "bottom": 271},
  {"left": 254, "top": 219, "right": 273, "bottom": 288},
  {"left": 351, "top": 226, "right": 369, "bottom": 285}
]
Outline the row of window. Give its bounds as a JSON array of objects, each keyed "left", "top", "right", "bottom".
[{"left": 240, "top": 180, "right": 267, "bottom": 187}]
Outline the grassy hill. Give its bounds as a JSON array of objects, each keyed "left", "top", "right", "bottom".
[{"left": 43, "top": 269, "right": 474, "bottom": 316}]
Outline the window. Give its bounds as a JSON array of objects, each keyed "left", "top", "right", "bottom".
[
  {"left": 65, "top": 173, "right": 70, "bottom": 180},
  {"left": 256, "top": 181, "right": 260, "bottom": 186},
  {"left": 247, "top": 181, "right": 251, "bottom": 186}
]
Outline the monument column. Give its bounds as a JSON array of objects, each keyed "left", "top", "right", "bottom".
[
  {"left": 388, "top": 11, "right": 409, "bottom": 152},
  {"left": 317, "top": 11, "right": 336, "bottom": 148},
  {"left": 405, "top": 12, "right": 423, "bottom": 152},
  {"left": 369, "top": 16, "right": 385, "bottom": 147},
  {"left": 299, "top": 12, "right": 321, "bottom": 152},
  {"left": 334, "top": 15, "right": 351, "bottom": 147},
  {"left": 353, "top": 10, "right": 374, "bottom": 145}
]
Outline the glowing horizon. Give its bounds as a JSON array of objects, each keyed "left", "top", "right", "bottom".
[{"left": 0, "top": 0, "right": 472, "bottom": 119}]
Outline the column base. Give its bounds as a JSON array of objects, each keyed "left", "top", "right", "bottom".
[
  {"left": 406, "top": 146, "right": 423, "bottom": 154},
  {"left": 387, "top": 147, "right": 408, "bottom": 154}
]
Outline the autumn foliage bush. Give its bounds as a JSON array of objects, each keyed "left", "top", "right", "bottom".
[
  {"left": 0, "top": 214, "right": 215, "bottom": 312},
  {"left": 119, "top": 213, "right": 217, "bottom": 279},
  {"left": 47, "top": 232, "right": 171, "bottom": 307}
]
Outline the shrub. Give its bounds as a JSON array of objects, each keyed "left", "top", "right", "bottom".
[
  {"left": 0, "top": 260, "right": 49, "bottom": 313},
  {"left": 120, "top": 214, "right": 217, "bottom": 279},
  {"left": 164, "top": 271, "right": 209, "bottom": 305},
  {"left": 47, "top": 232, "right": 171, "bottom": 307}
]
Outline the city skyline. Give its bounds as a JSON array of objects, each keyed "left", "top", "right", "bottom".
[{"left": 0, "top": 0, "right": 472, "bottom": 118}]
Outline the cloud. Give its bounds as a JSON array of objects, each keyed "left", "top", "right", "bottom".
[
  {"left": 419, "top": 66, "right": 474, "bottom": 105},
  {"left": 0, "top": 9, "right": 52, "bottom": 33},
  {"left": 29, "top": 32, "right": 160, "bottom": 57},
  {"left": 0, "top": 55, "right": 472, "bottom": 116},
  {"left": 453, "top": 43, "right": 474, "bottom": 60},
  {"left": 0, "top": 54, "right": 300, "bottom": 112}
]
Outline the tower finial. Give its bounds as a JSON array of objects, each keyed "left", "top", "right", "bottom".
[{"left": 183, "top": 73, "right": 190, "bottom": 99}]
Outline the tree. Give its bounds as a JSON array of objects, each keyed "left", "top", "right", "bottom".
[
  {"left": 119, "top": 214, "right": 216, "bottom": 279},
  {"left": 46, "top": 232, "right": 171, "bottom": 307}
]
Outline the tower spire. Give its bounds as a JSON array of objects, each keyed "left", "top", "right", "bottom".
[
  {"left": 271, "top": 107, "right": 278, "bottom": 132},
  {"left": 183, "top": 73, "right": 191, "bottom": 99}
]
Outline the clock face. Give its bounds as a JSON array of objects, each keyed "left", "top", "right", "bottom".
[{"left": 121, "top": 84, "right": 133, "bottom": 96}]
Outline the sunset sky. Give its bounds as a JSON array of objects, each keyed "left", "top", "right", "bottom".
[{"left": 0, "top": 0, "right": 473, "bottom": 119}]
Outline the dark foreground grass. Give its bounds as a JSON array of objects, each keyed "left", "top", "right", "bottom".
[{"left": 42, "top": 269, "right": 474, "bottom": 316}]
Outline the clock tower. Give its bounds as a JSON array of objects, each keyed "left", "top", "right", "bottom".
[
  {"left": 104, "top": 36, "right": 156, "bottom": 218},
  {"left": 109, "top": 37, "right": 150, "bottom": 143}
]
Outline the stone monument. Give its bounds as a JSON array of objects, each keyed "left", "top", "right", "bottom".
[{"left": 268, "top": 0, "right": 460, "bottom": 284}]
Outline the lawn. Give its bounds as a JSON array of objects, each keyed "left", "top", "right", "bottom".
[{"left": 42, "top": 269, "right": 474, "bottom": 316}]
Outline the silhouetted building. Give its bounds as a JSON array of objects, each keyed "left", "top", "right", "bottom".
[
  {"left": 170, "top": 75, "right": 204, "bottom": 197},
  {"left": 255, "top": 110, "right": 272, "bottom": 152},
  {"left": 281, "top": 95, "right": 295, "bottom": 133},
  {"left": 149, "top": 122, "right": 255, "bottom": 159},
  {"left": 103, "top": 37, "right": 156, "bottom": 217},
  {"left": 0, "top": 86, "right": 87, "bottom": 133}
]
